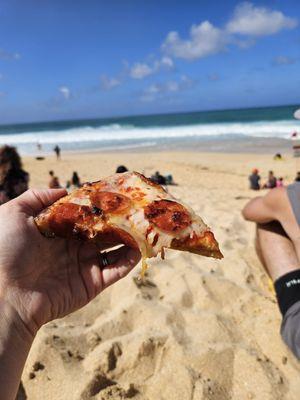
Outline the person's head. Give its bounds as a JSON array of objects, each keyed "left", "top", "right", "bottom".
[
  {"left": 0, "top": 146, "right": 22, "bottom": 184},
  {"left": 0, "top": 146, "right": 22, "bottom": 170},
  {"left": 116, "top": 165, "right": 128, "bottom": 173},
  {"left": 49, "top": 170, "right": 54, "bottom": 177},
  {"left": 268, "top": 170, "right": 274, "bottom": 177},
  {"left": 279, "top": 177, "right": 283, "bottom": 182},
  {"left": 297, "top": 171, "right": 300, "bottom": 178},
  {"left": 252, "top": 168, "right": 259, "bottom": 175}
]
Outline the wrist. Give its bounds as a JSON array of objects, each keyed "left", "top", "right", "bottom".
[
  {"left": 0, "top": 297, "right": 36, "bottom": 347},
  {"left": 0, "top": 298, "right": 35, "bottom": 400}
]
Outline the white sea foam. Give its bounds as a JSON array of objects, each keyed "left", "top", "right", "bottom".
[{"left": 0, "top": 120, "right": 299, "bottom": 154}]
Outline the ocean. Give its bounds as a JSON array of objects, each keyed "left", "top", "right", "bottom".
[{"left": 0, "top": 104, "right": 299, "bottom": 155}]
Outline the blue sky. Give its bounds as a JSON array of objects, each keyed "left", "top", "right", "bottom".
[{"left": 0, "top": 0, "right": 299, "bottom": 123}]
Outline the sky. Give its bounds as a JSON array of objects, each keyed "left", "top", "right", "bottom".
[{"left": 0, "top": 0, "right": 299, "bottom": 123}]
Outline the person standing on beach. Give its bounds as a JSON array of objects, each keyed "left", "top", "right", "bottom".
[
  {"left": 243, "top": 183, "right": 300, "bottom": 359},
  {"left": 249, "top": 169, "right": 260, "bottom": 190},
  {"left": 54, "top": 145, "right": 61, "bottom": 160},
  {"left": 0, "top": 146, "right": 29, "bottom": 205}
]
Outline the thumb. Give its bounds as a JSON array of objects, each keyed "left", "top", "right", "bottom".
[{"left": 12, "top": 188, "right": 67, "bottom": 215}]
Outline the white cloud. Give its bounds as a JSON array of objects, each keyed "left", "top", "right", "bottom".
[
  {"left": 166, "top": 81, "right": 179, "bottom": 92},
  {"left": 161, "top": 3, "right": 297, "bottom": 61},
  {"left": 141, "top": 75, "right": 193, "bottom": 102},
  {"left": 146, "top": 84, "right": 161, "bottom": 94},
  {"left": 159, "top": 56, "right": 174, "bottom": 69},
  {"left": 161, "top": 21, "right": 227, "bottom": 60},
  {"left": 101, "top": 75, "right": 121, "bottom": 90},
  {"left": 273, "top": 55, "right": 297, "bottom": 66},
  {"left": 226, "top": 2, "right": 297, "bottom": 36},
  {"left": 59, "top": 86, "right": 71, "bottom": 99},
  {"left": 130, "top": 56, "right": 174, "bottom": 79},
  {"left": 130, "top": 63, "right": 153, "bottom": 79}
]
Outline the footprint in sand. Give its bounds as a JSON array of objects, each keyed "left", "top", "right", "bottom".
[
  {"left": 107, "top": 342, "right": 122, "bottom": 372},
  {"left": 80, "top": 373, "right": 140, "bottom": 399},
  {"left": 132, "top": 275, "right": 160, "bottom": 300},
  {"left": 80, "top": 374, "right": 116, "bottom": 399}
]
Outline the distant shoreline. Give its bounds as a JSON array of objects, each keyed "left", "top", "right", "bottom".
[{"left": 25, "top": 136, "right": 293, "bottom": 157}]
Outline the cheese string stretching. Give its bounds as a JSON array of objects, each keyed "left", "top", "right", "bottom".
[{"left": 0, "top": 188, "right": 141, "bottom": 400}]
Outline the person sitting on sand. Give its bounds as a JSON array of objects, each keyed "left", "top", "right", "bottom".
[
  {"left": 0, "top": 145, "right": 29, "bottom": 205},
  {"left": 276, "top": 177, "right": 284, "bottom": 187},
  {"left": 249, "top": 169, "right": 260, "bottom": 191},
  {"left": 71, "top": 171, "right": 81, "bottom": 188},
  {"left": 165, "top": 173, "right": 176, "bottom": 185},
  {"left": 242, "top": 183, "right": 300, "bottom": 359},
  {"left": 48, "top": 170, "right": 61, "bottom": 189},
  {"left": 274, "top": 153, "right": 283, "bottom": 161},
  {"left": 263, "top": 170, "right": 277, "bottom": 189},
  {"left": 0, "top": 188, "right": 141, "bottom": 399},
  {"left": 66, "top": 171, "right": 81, "bottom": 192},
  {"left": 116, "top": 165, "right": 128, "bottom": 173},
  {"left": 151, "top": 171, "right": 166, "bottom": 185}
]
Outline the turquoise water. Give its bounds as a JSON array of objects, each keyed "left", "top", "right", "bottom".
[{"left": 0, "top": 104, "right": 299, "bottom": 154}]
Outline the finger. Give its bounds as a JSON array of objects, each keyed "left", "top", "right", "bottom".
[
  {"left": 78, "top": 244, "right": 140, "bottom": 299},
  {"left": 100, "top": 246, "right": 141, "bottom": 289},
  {"left": 12, "top": 188, "right": 67, "bottom": 216}
]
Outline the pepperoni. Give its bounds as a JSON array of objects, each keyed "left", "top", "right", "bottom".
[
  {"left": 49, "top": 203, "right": 92, "bottom": 237},
  {"left": 144, "top": 200, "right": 191, "bottom": 233},
  {"left": 90, "top": 191, "right": 131, "bottom": 214}
]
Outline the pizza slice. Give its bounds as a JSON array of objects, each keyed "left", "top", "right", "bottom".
[{"left": 35, "top": 171, "right": 223, "bottom": 274}]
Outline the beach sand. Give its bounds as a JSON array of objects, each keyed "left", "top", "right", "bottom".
[{"left": 20, "top": 151, "right": 300, "bottom": 400}]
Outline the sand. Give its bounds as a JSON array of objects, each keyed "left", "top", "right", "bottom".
[{"left": 19, "top": 151, "right": 300, "bottom": 400}]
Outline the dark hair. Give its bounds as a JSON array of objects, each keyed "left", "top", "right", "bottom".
[
  {"left": 49, "top": 170, "right": 54, "bottom": 176},
  {"left": 72, "top": 171, "right": 80, "bottom": 185},
  {"left": 0, "top": 146, "right": 22, "bottom": 169},
  {"left": 116, "top": 165, "right": 128, "bottom": 173}
]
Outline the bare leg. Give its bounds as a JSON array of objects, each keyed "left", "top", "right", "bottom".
[{"left": 256, "top": 222, "right": 300, "bottom": 281}]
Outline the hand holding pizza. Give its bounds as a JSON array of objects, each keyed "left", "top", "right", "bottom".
[
  {"left": 0, "top": 188, "right": 141, "bottom": 337},
  {"left": 0, "top": 174, "right": 221, "bottom": 400}
]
